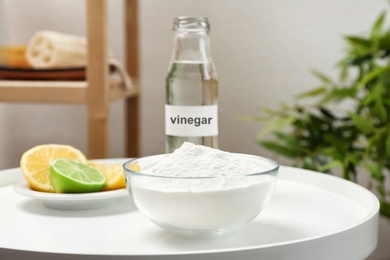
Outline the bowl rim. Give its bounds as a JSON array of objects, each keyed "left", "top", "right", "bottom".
[{"left": 123, "top": 153, "right": 279, "bottom": 179}]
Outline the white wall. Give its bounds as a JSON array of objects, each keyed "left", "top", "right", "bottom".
[
  {"left": 0, "top": 0, "right": 387, "bottom": 163},
  {"left": 0, "top": 0, "right": 389, "bottom": 259}
]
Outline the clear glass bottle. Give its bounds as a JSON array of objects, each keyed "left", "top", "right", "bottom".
[{"left": 165, "top": 16, "right": 218, "bottom": 153}]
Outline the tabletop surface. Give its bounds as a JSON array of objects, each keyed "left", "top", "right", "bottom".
[{"left": 0, "top": 160, "right": 380, "bottom": 260}]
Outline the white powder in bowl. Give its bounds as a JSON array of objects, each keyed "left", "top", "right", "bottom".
[{"left": 145, "top": 142, "right": 263, "bottom": 177}]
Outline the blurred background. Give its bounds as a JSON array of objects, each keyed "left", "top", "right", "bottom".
[{"left": 0, "top": 0, "right": 389, "bottom": 258}]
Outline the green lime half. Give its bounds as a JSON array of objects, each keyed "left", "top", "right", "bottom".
[{"left": 49, "top": 159, "right": 106, "bottom": 193}]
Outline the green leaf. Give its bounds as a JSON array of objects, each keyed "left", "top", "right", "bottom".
[
  {"left": 301, "top": 157, "right": 317, "bottom": 171},
  {"left": 317, "top": 90, "right": 338, "bottom": 105},
  {"left": 295, "top": 86, "right": 327, "bottom": 99},
  {"left": 339, "top": 63, "right": 349, "bottom": 83},
  {"left": 348, "top": 53, "right": 374, "bottom": 66},
  {"left": 366, "top": 163, "right": 384, "bottom": 182},
  {"left": 386, "top": 128, "right": 390, "bottom": 156},
  {"left": 371, "top": 11, "right": 386, "bottom": 40},
  {"left": 256, "top": 116, "right": 295, "bottom": 140},
  {"left": 258, "top": 140, "right": 297, "bottom": 158},
  {"left": 370, "top": 12, "right": 386, "bottom": 47},
  {"left": 317, "top": 87, "right": 357, "bottom": 105},
  {"left": 280, "top": 101, "right": 290, "bottom": 111},
  {"left": 373, "top": 99, "right": 387, "bottom": 121},
  {"left": 311, "top": 69, "right": 332, "bottom": 84},
  {"left": 349, "top": 112, "right": 375, "bottom": 134},
  {"left": 262, "top": 108, "right": 278, "bottom": 116},
  {"left": 362, "top": 82, "right": 384, "bottom": 105},
  {"left": 379, "top": 70, "right": 390, "bottom": 85},
  {"left": 357, "top": 66, "right": 388, "bottom": 88},
  {"left": 346, "top": 36, "right": 372, "bottom": 48},
  {"left": 362, "top": 82, "right": 388, "bottom": 120},
  {"left": 272, "top": 131, "right": 305, "bottom": 153},
  {"left": 379, "top": 31, "right": 390, "bottom": 49},
  {"left": 319, "top": 160, "right": 343, "bottom": 172},
  {"left": 319, "top": 107, "right": 337, "bottom": 119},
  {"left": 380, "top": 201, "right": 390, "bottom": 218}
]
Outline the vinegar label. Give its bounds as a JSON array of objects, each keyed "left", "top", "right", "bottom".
[{"left": 165, "top": 105, "right": 218, "bottom": 137}]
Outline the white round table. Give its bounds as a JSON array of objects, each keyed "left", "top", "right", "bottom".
[{"left": 0, "top": 159, "right": 379, "bottom": 260}]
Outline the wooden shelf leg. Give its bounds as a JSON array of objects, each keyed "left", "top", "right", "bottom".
[
  {"left": 126, "top": 96, "right": 139, "bottom": 157},
  {"left": 125, "top": 0, "right": 140, "bottom": 158},
  {"left": 86, "top": 0, "right": 109, "bottom": 159}
]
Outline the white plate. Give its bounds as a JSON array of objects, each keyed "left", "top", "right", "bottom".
[{"left": 13, "top": 181, "right": 128, "bottom": 210}]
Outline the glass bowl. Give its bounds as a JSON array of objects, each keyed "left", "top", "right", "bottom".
[{"left": 123, "top": 153, "right": 279, "bottom": 237}]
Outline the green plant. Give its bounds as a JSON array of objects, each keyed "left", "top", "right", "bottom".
[{"left": 251, "top": 12, "right": 390, "bottom": 217}]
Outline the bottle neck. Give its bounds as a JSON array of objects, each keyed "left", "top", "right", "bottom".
[{"left": 170, "top": 30, "right": 213, "bottom": 63}]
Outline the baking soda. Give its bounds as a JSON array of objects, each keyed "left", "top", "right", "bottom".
[
  {"left": 131, "top": 142, "right": 277, "bottom": 233},
  {"left": 147, "top": 142, "right": 263, "bottom": 178}
]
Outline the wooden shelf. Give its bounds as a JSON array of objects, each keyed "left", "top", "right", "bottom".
[
  {"left": 0, "top": 80, "right": 87, "bottom": 103},
  {"left": 0, "top": 78, "right": 139, "bottom": 103},
  {"left": 0, "top": 0, "right": 140, "bottom": 159}
]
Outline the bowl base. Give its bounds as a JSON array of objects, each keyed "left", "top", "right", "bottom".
[{"left": 154, "top": 221, "right": 243, "bottom": 237}]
